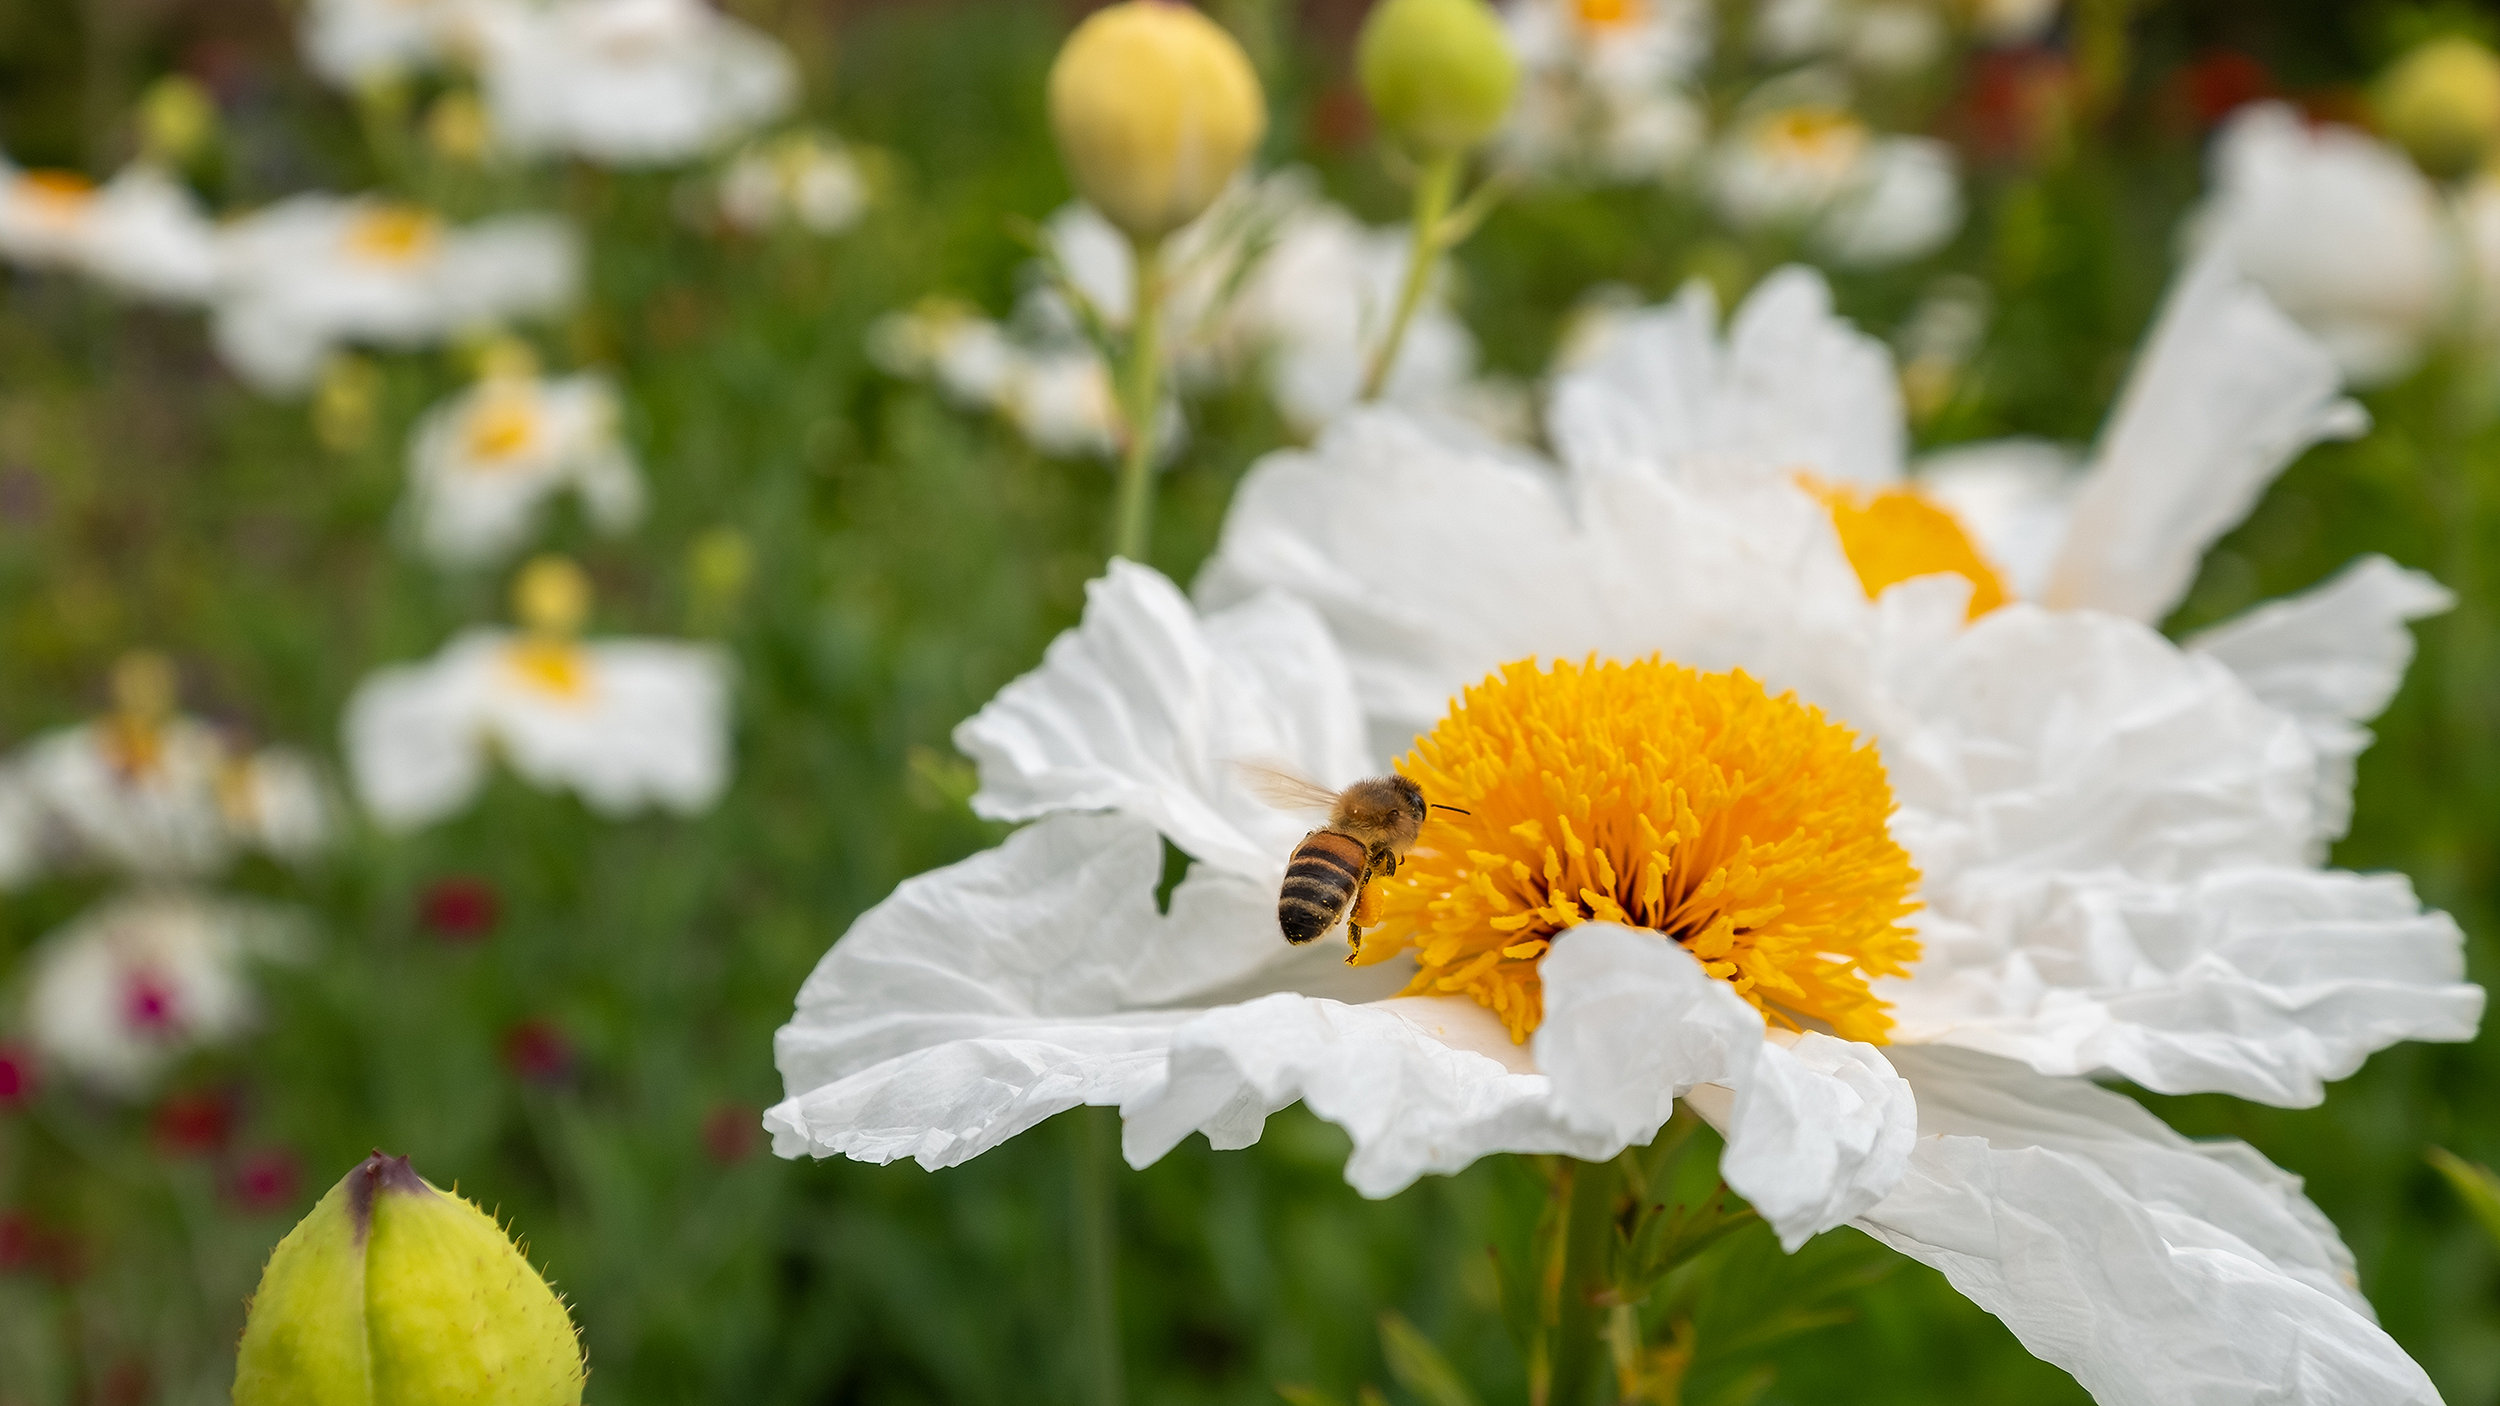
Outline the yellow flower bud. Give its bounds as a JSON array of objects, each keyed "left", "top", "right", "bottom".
[
  {"left": 424, "top": 92, "right": 493, "bottom": 166},
  {"left": 2377, "top": 35, "right": 2500, "bottom": 181},
  {"left": 1047, "top": 1, "right": 1267, "bottom": 244},
  {"left": 233, "top": 1152, "right": 585, "bottom": 1406},
  {"left": 139, "top": 76, "right": 218, "bottom": 166},
  {"left": 1357, "top": 0, "right": 1520, "bottom": 161},
  {"left": 514, "top": 557, "right": 593, "bottom": 637}
]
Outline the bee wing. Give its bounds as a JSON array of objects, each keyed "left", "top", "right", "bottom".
[{"left": 1230, "top": 758, "right": 1341, "bottom": 813}]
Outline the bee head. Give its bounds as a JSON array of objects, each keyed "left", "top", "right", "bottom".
[{"left": 1389, "top": 774, "right": 1428, "bottom": 826}]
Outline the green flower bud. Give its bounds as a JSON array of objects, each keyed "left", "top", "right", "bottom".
[
  {"left": 1357, "top": 0, "right": 1520, "bottom": 161},
  {"left": 2377, "top": 35, "right": 2500, "bottom": 181},
  {"left": 233, "top": 1152, "right": 585, "bottom": 1406},
  {"left": 1047, "top": 1, "right": 1267, "bottom": 245},
  {"left": 138, "top": 76, "right": 218, "bottom": 166}
]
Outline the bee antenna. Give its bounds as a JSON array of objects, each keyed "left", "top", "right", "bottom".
[{"left": 1430, "top": 804, "right": 1471, "bottom": 815}]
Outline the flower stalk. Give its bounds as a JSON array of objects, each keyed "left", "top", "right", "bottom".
[
  {"left": 1362, "top": 152, "right": 1461, "bottom": 404},
  {"left": 1069, "top": 1106, "right": 1127, "bottom": 1406},
  {"left": 1111, "top": 234, "right": 1165, "bottom": 564}
]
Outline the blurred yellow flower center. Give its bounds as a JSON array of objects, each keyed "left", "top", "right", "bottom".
[
  {"left": 1574, "top": 0, "right": 1640, "bottom": 30},
  {"left": 504, "top": 639, "right": 593, "bottom": 700},
  {"left": 19, "top": 170, "right": 96, "bottom": 223},
  {"left": 1805, "top": 477, "right": 2009, "bottom": 620},
  {"left": 343, "top": 206, "right": 443, "bottom": 264},
  {"left": 463, "top": 390, "right": 543, "bottom": 463},
  {"left": 1754, "top": 106, "right": 1870, "bottom": 174},
  {"left": 1364, "top": 657, "right": 1920, "bottom": 1044}
]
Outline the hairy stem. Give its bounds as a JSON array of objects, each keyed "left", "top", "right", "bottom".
[
  {"left": 1070, "top": 1106, "right": 1126, "bottom": 1406},
  {"left": 1543, "top": 1156, "right": 1621, "bottom": 1406},
  {"left": 1111, "top": 235, "right": 1166, "bottom": 565},
  {"left": 1362, "top": 151, "right": 1461, "bottom": 404}
]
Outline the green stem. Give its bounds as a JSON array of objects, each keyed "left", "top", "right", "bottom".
[
  {"left": 1111, "top": 235, "right": 1166, "bottom": 566},
  {"left": 1070, "top": 1106, "right": 1126, "bottom": 1406},
  {"left": 1362, "top": 152, "right": 1461, "bottom": 404},
  {"left": 1544, "top": 1156, "right": 1621, "bottom": 1406}
]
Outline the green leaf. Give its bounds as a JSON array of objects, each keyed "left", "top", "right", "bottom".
[
  {"left": 1378, "top": 1312, "right": 1484, "bottom": 1406},
  {"left": 2429, "top": 1146, "right": 2500, "bottom": 1249}
]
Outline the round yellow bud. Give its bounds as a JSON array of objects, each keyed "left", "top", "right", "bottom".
[
  {"left": 1357, "top": 0, "right": 1520, "bottom": 160},
  {"left": 514, "top": 556, "right": 592, "bottom": 637},
  {"left": 2377, "top": 36, "right": 2500, "bottom": 180},
  {"left": 1047, "top": 1, "right": 1266, "bottom": 244},
  {"left": 139, "top": 76, "right": 218, "bottom": 166},
  {"left": 233, "top": 1153, "right": 585, "bottom": 1406}
]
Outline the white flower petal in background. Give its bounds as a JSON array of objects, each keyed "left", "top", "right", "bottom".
[
  {"left": 403, "top": 371, "right": 644, "bottom": 567},
  {"left": 2195, "top": 103, "right": 2454, "bottom": 387},
  {"left": 469, "top": 0, "right": 796, "bottom": 166},
  {"left": 1707, "top": 91, "right": 1962, "bottom": 268},
  {"left": 1858, "top": 1047, "right": 2442, "bottom": 1406},
  {"left": 1498, "top": 0, "right": 1712, "bottom": 183},
  {"left": 344, "top": 627, "right": 730, "bottom": 827},
  {"left": 212, "top": 196, "right": 578, "bottom": 393},
  {"left": 0, "top": 717, "right": 329, "bottom": 886},
  {"left": 300, "top": 0, "right": 466, "bottom": 87},
  {"left": 0, "top": 162, "right": 218, "bottom": 303},
  {"left": 717, "top": 131, "right": 870, "bottom": 235},
  {"left": 1818, "top": 136, "right": 1962, "bottom": 267},
  {"left": 22, "top": 891, "right": 295, "bottom": 1096}
]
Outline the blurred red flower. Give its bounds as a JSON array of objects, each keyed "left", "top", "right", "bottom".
[
  {"left": 0, "top": 1211, "right": 82, "bottom": 1283},
  {"left": 225, "top": 1149, "right": 303, "bottom": 1215},
  {"left": 2181, "top": 49, "right": 2274, "bottom": 130},
  {"left": 502, "top": 1019, "right": 576, "bottom": 1086},
  {"left": 702, "top": 1103, "right": 760, "bottom": 1165},
  {"left": 152, "top": 1088, "right": 237, "bottom": 1157},
  {"left": 0, "top": 1043, "right": 36, "bottom": 1109},
  {"left": 419, "top": 876, "right": 501, "bottom": 942}
]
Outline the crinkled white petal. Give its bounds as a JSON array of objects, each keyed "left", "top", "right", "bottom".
[
  {"left": 2043, "top": 246, "right": 2365, "bottom": 622},
  {"left": 1549, "top": 268, "right": 1905, "bottom": 488},
  {"left": 342, "top": 645, "right": 495, "bottom": 827},
  {"left": 956, "top": 561, "right": 1371, "bottom": 879},
  {"left": 769, "top": 811, "right": 1295, "bottom": 1168},
  {"left": 1858, "top": 1046, "right": 2441, "bottom": 1406},
  {"left": 2192, "top": 556, "right": 2452, "bottom": 847},
  {"left": 1536, "top": 923, "right": 1915, "bottom": 1248},
  {"left": 1123, "top": 991, "right": 1614, "bottom": 1197}
]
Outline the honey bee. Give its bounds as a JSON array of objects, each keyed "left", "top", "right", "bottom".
[{"left": 1239, "top": 763, "right": 1467, "bottom": 951}]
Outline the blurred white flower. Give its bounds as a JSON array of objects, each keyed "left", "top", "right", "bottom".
[
  {"left": 0, "top": 659, "right": 328, "bottom": 887},
  {"left": 211, "top": 195, "right": 578, "bottom": 393},
  {"left": 1708, "top": 94, "right": 1962, "bottom": 266},
  {"left": 299, "top": 0, "right": 466, "bottom": 87},
  {"left": 0, "top": 161, "right": 218, "bottom": 303},
  {"left": 1499, "top": 0, "right": 1711, "bottom": 182},
  {"left": 468, "top": 0, "right": 796, "bottom": 166},
  {"left": 401, "top": 361, "right": 643, "bottom": 567},
  {"left": 1758, "top": 0, "right": 2047, "bottom": 70},
  {"left": 2195, "top": 102, "right": 2463, "bottom": 386},
  {"left": 772, "top": 258, "right": 2474, "bottom": 1404},
  {"left": 716, "top": 131, "right": 870, "bottom": 235},
  {"left": 343, "top": 558, "right": 730, "bottom": 826},
  {"left": 21, "top": 891, "right": 289, "bottom": 1095}
]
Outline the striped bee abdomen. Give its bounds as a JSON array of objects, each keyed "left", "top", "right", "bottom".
[{"left": 1279, "top": 829, "right": 1370, "bottom": 944}]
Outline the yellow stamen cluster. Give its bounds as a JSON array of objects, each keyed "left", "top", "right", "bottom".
[
  {"left": 343, "top": 206, "right": 443, "bottom": 265},
  {"left": 1573, "top": 0, "right": 1640, "bottom": 30},
  {"left": 464, "top": 388, "right": 543, "bottom": 463},
  {"left": 1807, "top": 479, "right": 2010, "bottom": 620},
  {"left": 1364, "top": 657, "right": 1920, "bottom": 1044},
  {"left": 1753, "top": 106, "right": 1870, "bottom": 173}
]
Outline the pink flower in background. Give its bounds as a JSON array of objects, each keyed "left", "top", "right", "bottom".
[
  {"left": 224, "top": 1149, "right": 302, "bottom": 1215},
  {"left": 151, "top": 1088, "right": 236, "bottom": 1157},
  {"left": 0, "top": 1043, "right": 35, "bottom": 1109},
  {"left": 702, "top": 1103, "right": 759, "bottom": 1165},
  {"left": 419, "top": 875, "right": 502, "bottom": 942},
  {"left": 503, "top": 1019, "right": 576, "bottom": 1087}
]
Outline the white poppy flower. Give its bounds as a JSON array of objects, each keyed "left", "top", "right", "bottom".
[
  {"left": 299, "top": 0, "right": 467, "bottom": 86},
  {"left": 1498, "top": 0, "right": 1711, "bottom": 182},
  {"left": 211, "top": 195, "right": 578, "bottom": 394},
  {"left": 0, "top": 676, "right": 328, "bottom": 888},
  {"left": 0, "top": 161, "right": 218, "bottom": 303},
  {"left": 20, "top": 891, "right": 292, "bottom": 1095},
  {"left": 401, "top": 367, "right": 643, "bottom": 567},
  {"left": 774, "top": 261, "right": 2474, "bottom": 1400},
  {"left": 342, "top": 559, "right": 729, "bottom": 827},
  {"left": 2195, "top": 102, "right": 2459, "bottom": 387},
  {"left": 1707, "top": 90, "right": 1962, "bottom": 266},
  {"left": 467, "top": 0, "right": 796, "bottom": 166},
  {"left": 717, "top": 131, "right": 870, "bottom": 235}
]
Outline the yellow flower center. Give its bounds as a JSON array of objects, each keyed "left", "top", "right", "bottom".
[
  {"left": 19, "top": 169, "right": 96, "bottom": 223},
  {"left": 1364, "top": 657, "right": 1920, "bottom": 1044},
  {"left": 1753, "top": 106, "right": 1870, "bottom": 174},
  {"left": 503, "top": 638, "right": 593, "bottom": 701},
  {"left": 463, "top": 388, "right": 543, "bottom": 464},
  {"left": 343, "top": 206, "right": 443, "bottom": 265},
  {"left": 1804, "top": 478, "right": 2009, "bottom": 620},
  {"left": 1573, "top": 0, "right": 1640, "bottom": 30}
]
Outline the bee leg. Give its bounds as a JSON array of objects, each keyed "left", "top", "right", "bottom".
[{"left": 1344, "top": 923, "right": 1362, "bottom": 964}]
